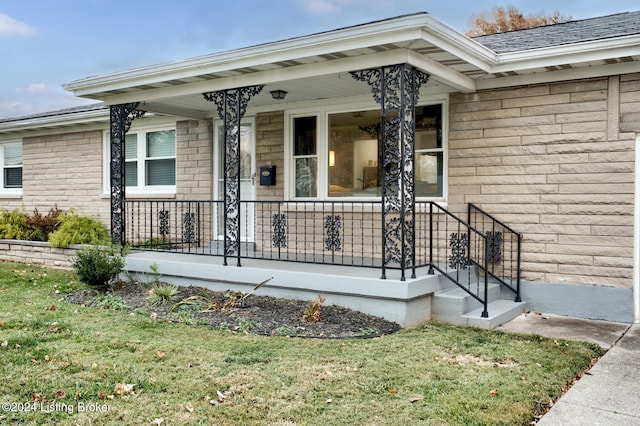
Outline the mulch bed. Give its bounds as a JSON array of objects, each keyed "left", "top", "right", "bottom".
[{"left": 65, "top": 282, "right": 401, "bottom": 338}]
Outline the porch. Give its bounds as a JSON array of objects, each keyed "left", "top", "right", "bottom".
[{"left": 122, "top": 200, "right": 526, "bottom": 328}]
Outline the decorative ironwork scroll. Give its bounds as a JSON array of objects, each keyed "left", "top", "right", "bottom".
[
  {"left": 486, "top": 231, "right": 503, "bottom": 264},
  {"left": 272, "top": 213, "right": 287, "bottom": 248},
  {"left": 182, "top": 212, "right": 195, "bottom": 243},
  {"left": 203, "top": 85, "right": 263, "bottom": 265},
  {"left": 449, "top": 232, "right": 469, "bottom": 270},
  {"left": 158, "top": 210, "right": 170, "bottom": 238},
  {"left": 351, "top": 64, "right": 429, "bottom": 280},
  {"left": 324, "top": 215, "right": 342, "bottom": 252},
  {"left": 110, "top": 103, "right": 145, "bottom": 245}
]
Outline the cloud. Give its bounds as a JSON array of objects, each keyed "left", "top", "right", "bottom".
[
  {"left": 26, "top": 83, "right": 48, "bottom": 94},
  {"left": 0, "top": 83, "right": 94, "bottom": 119},
  {"left": 305, "top": 0, "right": 343, "bottom": 14},
  {"left": 0, "top": 12, "right": 36, "bottom": 37}
]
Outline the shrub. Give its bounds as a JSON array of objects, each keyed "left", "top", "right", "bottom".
[
  {"left": 72, "top": 246, "right": 126, "bottom": 292},
  {"left": 49, "top": 213, "right": 110, "bottom": 248},
  {"left": 0, "top": 208, "right": 40, "bottom": 241},
  {"left": 26, "top": 206, "right": 64, "bottom": 241},
  {"left": 147, "top": 283, "right": 179, "bottom": 306}
]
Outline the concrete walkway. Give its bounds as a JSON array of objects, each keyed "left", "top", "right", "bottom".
[{"left": 497, "top": 313, "right": 638, "bottom": 425}]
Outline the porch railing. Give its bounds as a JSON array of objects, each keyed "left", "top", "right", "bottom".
[
  {"left": 468, "top": 203, "right": 522, "bottom": 303},
  {"left": 124, "top": 200, "right": 522, "bottom": 316}
]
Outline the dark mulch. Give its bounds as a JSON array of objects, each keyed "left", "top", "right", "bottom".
[{"left": 65, "top": 282, "right": 401, "bottom": 338}]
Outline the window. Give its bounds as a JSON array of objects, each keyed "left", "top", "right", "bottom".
[
  {"left": 105, "top": 127, "right": 176, "bottom": 195},
  {"left": 290, "top": 101, "right": 446, "bottom": 200},
  {"left": 1, "top": 142, "right": 22, "bottom": 191},
  {"left": 293, "top": 116, "right": 317, "bottom": 198}
]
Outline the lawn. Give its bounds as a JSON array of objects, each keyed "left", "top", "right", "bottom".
[{"left": 0, "top": 262, "right": 602, "bottom": 425}]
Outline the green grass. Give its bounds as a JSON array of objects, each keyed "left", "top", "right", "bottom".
[{"left": 0, "top": 262, "right": 603, "bottom": 425}]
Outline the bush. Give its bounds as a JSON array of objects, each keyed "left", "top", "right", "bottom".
[
  {"left": 72, "top": 246, "right": 126, "bottom": 292},
  {"left": 0, "top": 208, "right": 40, "bottom": 241},
  {"left": 26, "top": 206, "right": 64, "bottom": 241},
  {"left": 49, "top": 213, "right": 110, "bottom": 248}
]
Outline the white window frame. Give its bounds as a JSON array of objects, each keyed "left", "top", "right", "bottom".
[
  {"left": 103, "top": 124, "right": 177, "bottom": 198},
  {"left": 284, "top": 96, "right": 448, "bottom": 201},
  {"left": 0, "top": 141, "right": 23, "bottom": 197}
]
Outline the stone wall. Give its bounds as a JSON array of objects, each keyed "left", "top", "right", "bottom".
[
  {"left": 0, "top": 240, "right": 80, "bottom": 269},
  {"left": 255, "top": 111, "right": 285, "bottom": 200},
  {"left": 449, "top": 75, "right": 636, "bottom": 288},
  {"left": 6, "top": 130, "right": 109, "bottom": 223},
  {"left": 176, "top": 119, "right": 213, "bottom": 200}
]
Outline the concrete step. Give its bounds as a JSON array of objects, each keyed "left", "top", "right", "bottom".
[
  {"left": 463, "top": 299, "right": 528, "bottom": 329},
  {"left": 431, "top": 283, "right": 501, "bottom": 324}
]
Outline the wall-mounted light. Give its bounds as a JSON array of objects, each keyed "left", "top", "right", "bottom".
[
  {"left": 270, "top": 90, "right": 288, "bottom": 100},
  {"left": 329, "top": 150, "right": 336, "bottom": 167}
]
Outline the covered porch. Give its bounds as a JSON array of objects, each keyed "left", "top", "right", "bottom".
[{"left": 64, "top": 14, "right": 526, "bottom": 327}]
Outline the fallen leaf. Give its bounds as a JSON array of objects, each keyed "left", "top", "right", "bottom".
[
  {"left": 156, "top": 351, "right": 165, "bottom": 359},
  {"left": 114, "top": 383, "right": 136, "bottom": 396},
  {"left": 152, "top": 419, "right": 164, "bottom": 425},
  {"left": 1, "top": 340, "right": 7, "bottom": 348},
  {"left": 0, "top": 322, "right": 4, "bottom": 326},
  {"left": 183, "top": 403, "right": 194, "bottom": 413},
  {"left": 326, "top": 398, "right": 332, "bottom": 404},
  {"left": 389, "top": 389, "right": 397, "bottom": 394},
  {"left": 56, "top": 389, "right": 66, "bottom": 399},
  {"left": 489, "top": 389, "right": 498, "bottom": 396},
  {"left": 216, "top": 390, "right": 227, "bottom": 402},
  {"left": 60, "top": 361, "right": 70, "bottom": 367},
  {"left": 32, "top": 392, "right": 46, "bottom": 402},
  {"left": 97, "top": 390, "right": 107, "bottom": 399},
  {"left": 408, "top": 396, "right": 423, "bottom": 403},
  {"left": 47, "top": 305, "right": 57, "bottom": 311},
  {"left": 150, "top": 312, "right": 157, "bottom": 320}
]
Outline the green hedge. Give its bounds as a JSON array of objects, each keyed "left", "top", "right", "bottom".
[{"left": 0, "top": 207, "right": 110, "bottom": 248}]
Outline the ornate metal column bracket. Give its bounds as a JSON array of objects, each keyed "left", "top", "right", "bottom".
[
  {"left": 351, "top": 64, "right": 429, "bottom": 280},
  {"left": 203, "top": 85, "right": 263, "bottom": 266},
  {"left": 110, "top": 103, "right": 146, "bottom": 246}
]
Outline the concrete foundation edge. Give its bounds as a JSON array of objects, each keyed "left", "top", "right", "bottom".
[{"left": 521, "top": 281, "right": 633, "bottom": 323}]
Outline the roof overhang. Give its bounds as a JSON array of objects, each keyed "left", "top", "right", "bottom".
[{"left": 51, "top": 13, "right": 640, "bottom": 120}]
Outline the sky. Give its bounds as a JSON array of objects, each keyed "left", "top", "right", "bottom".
[{"left": 0, "top": 0, "right": 638, "bottom": 119}]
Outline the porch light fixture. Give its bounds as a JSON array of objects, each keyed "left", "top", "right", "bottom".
[{"left": 270, "top": 89, "right": 287, "bottom": 100}]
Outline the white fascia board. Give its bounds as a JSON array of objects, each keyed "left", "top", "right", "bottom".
[
  {"left": 0, "top": 109, "right": 109, "bottom": 134},
  {"left": 63, "top": 15, "right": 434, "bottom": 97},
  {"left": 101, "top": 49, "right": 412, "bottom": 105},
  {"left": 407, "top": 50, "right": 476, "bottom": 93},
  {"left": 416, "top": 21, "right": 496, "bottom": 72},
  {"left": 477, "top": 60, "right": 640, "bottom": 91},
  {"left": 490, "top": 34, "right": 640, "bottom": 74}
]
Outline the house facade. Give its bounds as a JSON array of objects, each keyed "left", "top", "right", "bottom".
[{"left": 1, "top": 11, "right": 639, "bottom": 324}]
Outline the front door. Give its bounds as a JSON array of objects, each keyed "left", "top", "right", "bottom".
[{"left": 214, "top": 119, "right": 256, "bottom": 242}]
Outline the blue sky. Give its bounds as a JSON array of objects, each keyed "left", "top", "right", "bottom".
[{"left": 0, "top": 0, "right": 638, "bottom": 119}]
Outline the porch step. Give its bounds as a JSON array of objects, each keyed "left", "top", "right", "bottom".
[
  {"left": 431, "top": 284, "right": 526, "bottom": 329},
  {"left": 463, "top": 299, "right": 528, "bottom": 329}
]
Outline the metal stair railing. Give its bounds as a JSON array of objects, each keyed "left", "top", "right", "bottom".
[
  {"left": 468, "top": 203, "right": 522, "bottom": 303},
  {"left": 422, "top": 202, "right": 490, "bottom": 317}
]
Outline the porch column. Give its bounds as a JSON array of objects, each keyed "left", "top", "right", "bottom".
[
  {"left": 109, "top": 103, "right": 145, "bottom": 246},
  {"left": 351, "top": 64, "right": 430, "bottom": 281},
  {"left": 203, "top": 85, "right": 263, "bottom": 266}
]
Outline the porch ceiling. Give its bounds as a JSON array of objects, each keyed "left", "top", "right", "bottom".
[{"left": 63, "top": 13, "right": 640, "bottom": 119}]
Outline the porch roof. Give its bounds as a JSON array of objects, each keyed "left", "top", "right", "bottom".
[{"left": 62, "top": 11, "right": 640, "bottom": 120}]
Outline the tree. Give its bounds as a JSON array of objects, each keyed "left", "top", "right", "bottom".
[{"left": 465, "top": 5, "right": 571, "bottom": 36}]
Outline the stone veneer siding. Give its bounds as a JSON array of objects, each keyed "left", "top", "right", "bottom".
[
  {"left": 2, "top": 130, "right": 109, "bottom": 223},
  {"left": 176, "top": 119, "right": 214, "bottom": 200},
  {"left": 448, "top": 75, "right": 639, "bottom": 289}
]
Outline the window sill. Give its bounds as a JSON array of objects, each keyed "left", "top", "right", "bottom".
[
  {"left": 0, "top": 192, "right": 22, "bottom": 199},
  {"left": 100, "top": 192, "right": 176, "bottom": 200}
]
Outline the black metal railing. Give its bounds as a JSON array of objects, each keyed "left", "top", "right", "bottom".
[
  {"left": 417, "top": 202, "right": 491, "bottom": 317},
  {"left": 124, "top": 200, "right": 522, "bottom": 317},
  {"left": 468, "top": 203, "right": 522, "bottom": 303}
]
